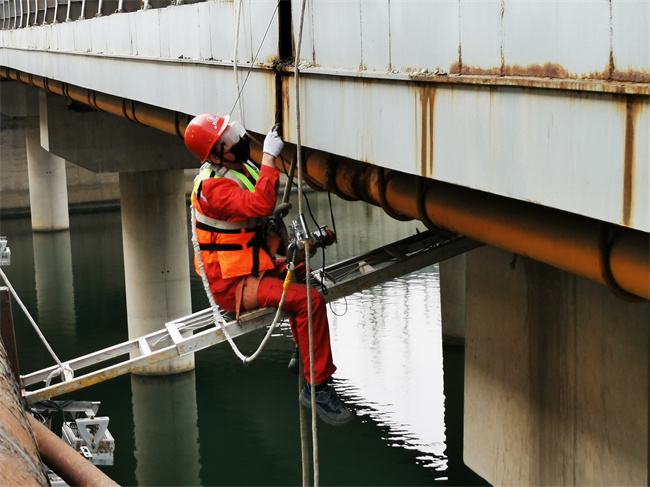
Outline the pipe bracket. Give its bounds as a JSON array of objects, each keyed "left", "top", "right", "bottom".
[
  {"left": 377, "top": 168, "right": 413, "bottom": 222},
  {"left": 598, "top": 223, "right": 646, "bottom": 302}
]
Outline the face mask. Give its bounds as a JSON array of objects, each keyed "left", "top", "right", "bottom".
[{"left": 228, "top": 134, "right": 251, "bottom": 163}]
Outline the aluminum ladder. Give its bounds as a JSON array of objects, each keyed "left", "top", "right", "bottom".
[{"left": 21, "top": 230, "right": 482, "bottom": 405}]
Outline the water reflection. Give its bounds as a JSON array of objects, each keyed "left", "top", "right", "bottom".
[
  {"left": 327, "top": 268, "right": 447, "bottom": 471},
  {"left": 0, "top": 190, "right": 483, "bottom": 486},
  {"left": 131, "top": 372, "right": 201, "bottom": 486},
  {"left": 33, "top": 230, "right": 76, "bottom": 337}
]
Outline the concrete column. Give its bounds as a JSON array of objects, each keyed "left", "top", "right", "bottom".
[
  {"left": 25, "top": 117, "right": 70, "bottom": 231},
  {"left": 131, "top": 373, "right": 200, "bottom": 486},
  {"left": 119, "top": 169, "right": 193, "bottom": 374},
  {"left": 463, "top": 246, "right": 649, "bottom": 486},
  {"left": 33, "top": 231, "right": 76, "bottom": 339},
  {"left": 439, "top": 254, "right": 466, "bottom": 345}
]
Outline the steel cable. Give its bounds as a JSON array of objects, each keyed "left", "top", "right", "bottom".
[{"left": 0, "top": 268, "right": 72, "bottom": 384}]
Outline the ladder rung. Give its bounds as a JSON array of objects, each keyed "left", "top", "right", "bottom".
[
  {"left": 165, "top": 323, "right": 184, "bottom": 345},
  {"left": 138, "top": 338, "right": 152, "bottom": 356}
]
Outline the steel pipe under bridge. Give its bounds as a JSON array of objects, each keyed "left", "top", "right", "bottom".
[{"left": 2, "top": 65, "right": 648, "bottom": 300}]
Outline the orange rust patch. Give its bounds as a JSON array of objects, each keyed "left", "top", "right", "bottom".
[
  {"left": 613, "top": 71, "right": 650, "bottom": 83},
  {"left": 454, "top": 64, "right": 502, "bottom": 77},
  {"left": 502, "top": 63, "right": 572, "bottom": 79}
]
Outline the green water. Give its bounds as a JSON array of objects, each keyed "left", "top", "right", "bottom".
[{"left": 0, "top": 193, "right": 487, "bottom": 486}]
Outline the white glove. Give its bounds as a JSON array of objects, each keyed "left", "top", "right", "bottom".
[{"left": 263, "top": 126, "right": 284, "bottom": 158}]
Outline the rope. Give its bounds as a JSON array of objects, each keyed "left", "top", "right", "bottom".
[
  {"left": 293, "top": 0, "right": 319, "bottom": 484},
  {"left": 189, "top": 206, "right": 291, "bottom": 365},
  {"left": 233, "top": 0, "right": 245, "bottom": 124},
  {"left": 0, "top": 268, "right": 72, "bottom": 384},
  {"left": 229, "top": 0, "right": 280, "bottom": 121}
]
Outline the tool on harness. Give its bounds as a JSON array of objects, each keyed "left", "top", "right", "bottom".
[{"left": 286, "top": 214, "right": 336, "bottom": 270}]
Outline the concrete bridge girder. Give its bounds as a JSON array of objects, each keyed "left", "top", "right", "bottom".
[
  {"left": 3, "top": 78, "right": 648, "bottom": 301},
  {"left": 42, "top": 89, "right": 196, "bottom": 173}
]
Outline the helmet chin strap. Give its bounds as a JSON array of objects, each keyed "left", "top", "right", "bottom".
[{"left": 218, "top": 142, "right": 226, "bottom": 163}]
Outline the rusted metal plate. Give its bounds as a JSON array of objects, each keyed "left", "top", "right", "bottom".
[
  {"left": 0, "top": 340, "right": 49, "bottom": 486},
  {"left": 281, "top": 72, "right": 648, "bottom": 232}
]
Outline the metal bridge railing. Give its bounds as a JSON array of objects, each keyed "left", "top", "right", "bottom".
[{"left": 0, "top": 0, "right": 193, "bottom": 30}]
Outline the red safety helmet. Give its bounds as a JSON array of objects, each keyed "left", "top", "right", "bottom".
[{"left": 184, "top": 114, "right": 230, "bottom": 163}]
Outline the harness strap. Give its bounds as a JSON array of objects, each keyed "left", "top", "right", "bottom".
[
  {"left": 195, "top": 211, "right": 264, "bottom": 232},
  {"left": 197, "top": 226, "right": 266, "bottom": 277},
  {"left": 234, "top": 272, "right": 265, "bottom": 320}
]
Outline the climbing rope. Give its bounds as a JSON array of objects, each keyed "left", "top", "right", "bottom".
[
  {"left": 229, "top": 0, "right": 281, "bottom": 121},
  {"left": 0, "top": 268, "right": 72, "bottom": 384},
  {"left": 233, "top": 0, "right": 245, "bottom": 124},
  {"left": 225, "top": 0, "right": 319, "bottom": 483},
  {"left": 292, "top": 0, "right": 320, "bottom": 484}
]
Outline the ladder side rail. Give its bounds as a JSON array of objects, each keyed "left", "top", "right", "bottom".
[
  {"left": 22, "top": 307, "right": 223, "bottom": 387},
  {"left": 315, "top": 231, "right": 448, "bottom": 282},
  {"left": 23, "top": 307, "right": 282, "bottom": 404},
  {"left": 319, "top": 237, "right": 484, "bottom": 304},
  {"left": 21, "top": 314, "right": 211, "bottom": 387}
]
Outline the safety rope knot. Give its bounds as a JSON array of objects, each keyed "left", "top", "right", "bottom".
[{"left": 45, "top": 363, "right": 74, "bottom": 387}]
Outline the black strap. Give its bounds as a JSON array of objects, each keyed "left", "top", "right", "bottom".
[
  {"left": 198, "top": 226, "right": 272, "bottom": 277},
  {"left": 199, "top": 243, "right": 243, "bottom": 252}
]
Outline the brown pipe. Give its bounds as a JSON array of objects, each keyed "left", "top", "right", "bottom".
[
  {"left": 28, "top": 416, "right": 120, "bottom": 487},
  {"left": 1, "top": 68, "right": 190, "bottom": 138},
  {"left": 292, "top": 150, "right": 650, "bottom": 301},
  {"left": 3, "top": 69, "right": 648, "bottom": 299}
]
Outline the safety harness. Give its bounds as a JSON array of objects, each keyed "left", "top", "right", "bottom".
[
  {"left": 192, "top": 161, "right": 274, "bottom": 278},
  {"left": 192, "top": 161, "right": 282, "bottom": 318}
]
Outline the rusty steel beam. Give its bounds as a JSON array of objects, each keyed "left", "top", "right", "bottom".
[
  {"left": 0, "top": 332, "right": 49, "bottom": 486},
  {"left": 1, "top": 69, "right": 648, "bottom": 300}
]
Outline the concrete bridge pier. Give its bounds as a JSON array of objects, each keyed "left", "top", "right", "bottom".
[
  {"left": 119, "top": 169, "right": 194, "bottom": 374},
  {"left": 463, "top": 245, "right": 649, "bottom": 486},
  {"left": 39, "top": 92, "right": 198, "bottom": 374},
  {"left": 25, "top": 116, "right": 70, "bottom": 232},
  {"left": 440, "top": 254, "right": 467, "bottom": 346}
]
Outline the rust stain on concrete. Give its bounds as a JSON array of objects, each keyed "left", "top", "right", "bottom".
[
  {"left": 418, "top": 86, "right": 436, "bottom": 178},
  {"left": 622, "top": 96, "right": 640, "bottom": 226}
]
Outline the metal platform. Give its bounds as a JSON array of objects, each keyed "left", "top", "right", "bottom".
[{"left": 21, "top": 230, "right": 482, "bottom": 405}]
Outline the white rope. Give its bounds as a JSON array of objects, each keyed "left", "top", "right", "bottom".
[
  {"left": 292, "top": 0, "right": 319, "bottom": 484},
  {"left": 0, "top": 268, "right": 72, "bottom": 384},
  {"left": 233, "top": 0, "right": 245, "bottom": 124},
  {"left": 189, "top": 205, "right": 288, "bottom": 365}
]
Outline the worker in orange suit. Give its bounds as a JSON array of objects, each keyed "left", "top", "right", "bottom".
[{"left": 184, "top": 113, "right": 354, "bottom": 427}]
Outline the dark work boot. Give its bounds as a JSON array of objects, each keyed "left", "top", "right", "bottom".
[{"left": 299, "top": 381, "right": 355, "bottom": 427}]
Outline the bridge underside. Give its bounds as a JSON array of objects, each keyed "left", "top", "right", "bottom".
[{"left": 1, "top": 2, "right": 649, "bottom": 485}]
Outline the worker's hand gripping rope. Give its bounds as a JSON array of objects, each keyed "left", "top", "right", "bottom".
[{"left": 263, "top": 125, "right": 284, "bottom": 158}]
